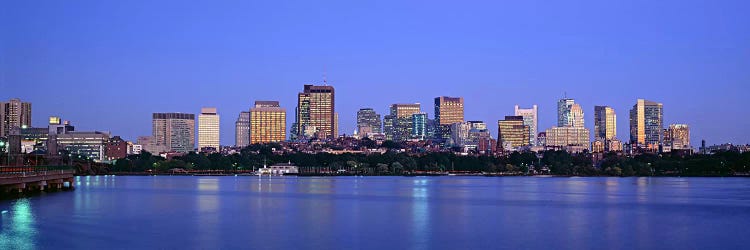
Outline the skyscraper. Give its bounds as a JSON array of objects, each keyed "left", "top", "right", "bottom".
[
  {"left": 629, "top": 99, "right": 663, "bottom": 149},
  {"left": 1, "top": 98, "right": 32, "bottom": 137},
  {"left": 389, "top": 103, "right": 421, "bottom": 141},
  {"left": 356, "top": 108, "right": 382, "bottom": 135},
  {"left": 450, "top": 121, "right": 472, "bottom": 147},
  {"left": 594, "top": 106, "right": 617, "bottom": 140},
  {"left": 665, "top": 124, "right": 690, "bottom": 150},
  {"left": 514, "top": 105, "right": 538, "bottom": 146},
  {"left": 383, "top": 115, "right": 396, "bottom": 141},
  {"left": 497, "top": 116, "right": 530, "bottom": 150},
  {"left": 235, "top": 111, "right": 250, "bottom": 147},
  {"left": 152, "top": 113, "right": 195, "bottom": 153},
  {"left": 434, "top": 96, "right": 464, "bottom": 142},
  {"left": 250, "top": 101, "right": 287, "bottom": 144},
  {"left": 412, "top": 113, "right": 427, "bottom": 140},
  {"left": 570, "top": 104, "right": 584, "bottom": 128},
  {"left": 557, "top": 98, "right": 575, "bottom": 127},
  {"left": 295, "top": 84, "right": 335, "bottom": 139},
  {"left": 198, "top": 107, "right": 220, "bottom": 151}
]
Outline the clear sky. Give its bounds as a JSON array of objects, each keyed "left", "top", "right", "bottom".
[{"left": 2, "top": 0, "right": 749, "bottom": 145}]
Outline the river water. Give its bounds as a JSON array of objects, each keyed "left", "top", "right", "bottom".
[{"left": 1, "top": 176, "right": 749, "bottom": 249}]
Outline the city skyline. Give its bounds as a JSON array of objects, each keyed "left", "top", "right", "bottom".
[{"left": 3, "top": 1, "right": 748, "bottom": 145}]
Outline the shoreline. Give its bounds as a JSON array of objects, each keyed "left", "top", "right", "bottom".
[{"left": 92, "top": 173, "right": 747, "bottom": 178}]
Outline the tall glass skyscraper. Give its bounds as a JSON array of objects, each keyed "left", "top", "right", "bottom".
[
  {"left": 235, "top": 111, "right": 250, "bottom": 147},
  {"left": 412, "top": 113, "right": 427, "bottom": 140},
  {"left": 514, "top": 105, "right": 538, "bottom": 146},
  {"left": 389, "top": 103, "right": 421, "bottom": 141},
  {"left": 594, "top": 106, "right": 617, "bottom": 140},
  {"left": 557, "top": 98, "right": 575, "bottom": 127},
  {"left": 629, "top": 99, "right": 663, "bottom": 149},
  {"left": 557, "top": 98, "right": 583, "bottom": 128}
]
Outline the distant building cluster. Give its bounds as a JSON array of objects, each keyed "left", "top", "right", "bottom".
[{"left": 7, "top": 85, "right": 745, "bottom": 165}]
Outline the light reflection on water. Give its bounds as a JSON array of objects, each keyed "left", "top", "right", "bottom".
[
  {"left": 0, "top": 199, "right": 36, "bottom": 250},
  {"left": 1, "top": 176, "right": 749, "bottom": 249}
]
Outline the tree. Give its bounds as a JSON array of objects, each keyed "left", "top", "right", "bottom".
[{"left": 391, "top": 162, "right": 404, "bottom": 174}]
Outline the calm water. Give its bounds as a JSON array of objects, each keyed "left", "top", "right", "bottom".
[{"left": 1, "top": 176, "right": 749, "bottom": 249}]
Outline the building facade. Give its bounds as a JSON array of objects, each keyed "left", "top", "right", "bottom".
[
  {"left": 594, "top": 106, "right": 617, "bottom": 140},
  {"left": 235, "top": 111, "right": 250, "bottom": 147},
  {"left": 198, "top": 107, "right": 220, "bottom": 151},
  {"left": 105, "top": 136, "right": 128, "bottom": 161},
  {"left": 450, "top": 122, "right": 472, "bottom": 147},
  {"left": 434, "top": 96, "right": 464, "bottom": 143},
  {"left": 389, "top": 103, "right": 421, "bottom": 141},
  {"left": 56, "top": 131, "right": 110, "bottom": 162},
  {"left": 514, "top": 105, "right": 538, "bottom": 146},
  {"left": 250, "top": 101, "right": 287, "bottom": 144},
  {"left": 629, "top": 99, "right": 663, "bottom": 150},
  {"left": 497, "top": 116, "right": 530, "bottom": 150},
  {"left": 295, "top": 84, "right": 335, "bottom": 139},
  {"left": 1, "top": 98, "right": 32, "bottom": 138},
  {"left": 356, "top": 108, "right": 382, "bottom": 135},
  {"left": 545, "top": 126, "right": 590, "bottom": 148},
  {"left": 557, "top": 98, "right": 575, "bottom": 127},
  {"left": 665, "top": 124, "right": 690, "bottom": 150},
  {"left": 152, "top": 113, "right": 195, "bottom": 153},
  {"left": 412, "top": 113, "right": 427, "bottom": 140}
]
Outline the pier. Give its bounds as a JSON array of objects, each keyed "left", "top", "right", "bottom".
[{"left": 0, "top": 166, "right": 76, "bottom": 196}]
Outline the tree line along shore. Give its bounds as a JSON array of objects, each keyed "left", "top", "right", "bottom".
[{"left": 103, "top": 144, "right": 750, "bottom": 177}]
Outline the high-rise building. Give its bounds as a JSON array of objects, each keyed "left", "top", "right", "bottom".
[
  {"left": 557, "top": 98, "right": 575, "bottom": 127},
  {"left": 152, "top": 113, "right": 195, "bottom": 153},
  {"left": 514, "top": 105, "right": 538, "bottom": 146},
  {"left": 1, "top": 98, "right": 32, "bottom": 137},
  {"left": 356, "top": 108, "right": 382, "bottom": 135},
  {"left": 295, "top": 84, "right": 335, "bottom": 139},
  {"left": 594, "top": 106, "right": 617, "bottom": 140},
  {"left": 467, "top": 121, "right": 491, "bottom": 152},
  {"left": 665, "top": 124, "right": 690, "bottom": 150},
  {"left": 426, "top": 119, "right": 437, "bottom": 141},
  {"left": 412, "top": 113, "right": 427, "bottom": 140},
  {"left": 383, "top": 115, "right": 396, "bottom": 141},
  {"left": 434, "top": 96, "right": 464, "bottom": 143},
  {"left": 570, "top": 104, "right": 584, "bottom": 128},
  {"left": 389, "top": 103, "right": 421, "bottom": 141},
  {"left": 198, "top": 107, "right": 220, "bottom": 151},
  {"left": 450, "top": 122, "right": 472, "bottom": 147},
  {"left": 629, "top": 99, "right": 663, "bottom": 149},
  {"left": 497, "top": 116, "right": 530, "bottom": 150},
  {"left": 250, "top": 101, "right": 287, "bottom": 144},
  {"left": 334, "top": 112, "right": 339, "bottom": 138},
  {"left": 235, "top": 111, "right": 250, "bottom": 147}
]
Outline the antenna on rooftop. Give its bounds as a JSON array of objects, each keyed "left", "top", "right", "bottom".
[{"left": 323, "top": 65, "right": 328, "bottom": 86}]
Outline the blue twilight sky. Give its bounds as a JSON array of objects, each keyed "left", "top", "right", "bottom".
[{"left": 1, "top": 0, "right": 749, "bottom": 145}]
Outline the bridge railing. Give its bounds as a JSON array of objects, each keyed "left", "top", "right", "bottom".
[{"left": 0, "top": 166, "right": 76, "bottom": 176}]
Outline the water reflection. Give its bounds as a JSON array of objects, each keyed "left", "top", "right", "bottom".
[
  {"left": 0, "top": 199, "right": 37, "bottom": 250},
  {"left": 411, "top": 178, "right": 430, "bottom": 250},
  {"left": 1, "top": 176, "right": 749, "bottom": 249}
]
